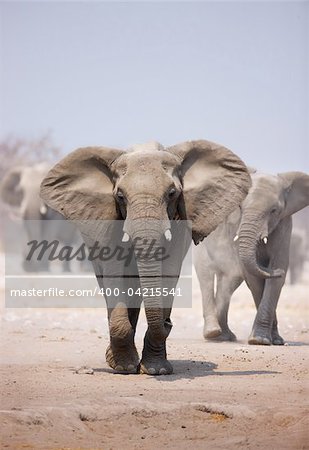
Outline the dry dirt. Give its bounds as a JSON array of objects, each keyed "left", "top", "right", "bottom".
[{"left": 0, "top": 258, "right": 308, "bottom": 450}]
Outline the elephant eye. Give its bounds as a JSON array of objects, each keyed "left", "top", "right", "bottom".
[
  {"left": 270, "top": 207, "right": 277, "bottom": 214},
  {"left": 168, "top": 188, "right": 176, "bottom": 198},
  {"left": 116, "top": 190, "right": 125, "bottom": 200}
]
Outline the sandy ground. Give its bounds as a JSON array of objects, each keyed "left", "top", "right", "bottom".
[{"left": 0, "top": 258, "right": 308, "bottom": 449}]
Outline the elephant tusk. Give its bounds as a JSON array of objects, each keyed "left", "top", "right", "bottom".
[
  {"left": 164, "top": 229, "right": 172, "bottom": 241},
  {"left": 40, "top": 204, "right": 47, "bottom": 215},
  {"left": 233, "top": 234, "right": 239, "bottom": 242},
  {"left": 263, "top": 237, "right": 268, "bottom": 244},
  {"left": 122, "top": 232, "right": 130, "bottom": 242}
]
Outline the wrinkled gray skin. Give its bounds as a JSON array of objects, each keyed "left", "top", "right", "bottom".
[
  {"left": 0, "top": 163, "right": 75, "bottom": 272},
  {"left": 40, "top": 140, "right": 250, "bottom": 375},
  {"left": 288, "top": 228, "right": 307, "bottom": 284},
  {"left": 194, "top": 171, "right": 309, "bottom": 345}
]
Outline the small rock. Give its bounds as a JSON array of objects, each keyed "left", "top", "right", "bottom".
[{"left": 75, "top": 366, "right": 94, "bottom": 375}]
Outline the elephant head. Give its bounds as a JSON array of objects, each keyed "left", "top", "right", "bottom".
[
  {"left": 0, "top": 163, "right": 50, "bottom": 219},
  {"left": 40, "top": 140, "right": 250, "bottom": 337},
  {"left": 237, "top": 172, "right": 309, "bottom": 278}
]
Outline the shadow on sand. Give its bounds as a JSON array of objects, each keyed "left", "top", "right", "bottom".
[
  {"left": 92, "top": 359, "right": 280, "bottom": 380},
  {"left": 284, "top": 341, "right": 309, "bottom": 346}
]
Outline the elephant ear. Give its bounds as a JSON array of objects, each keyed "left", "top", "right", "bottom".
[
  {"left": 278, "top": 171, "right": 309, "bottom": 217},
  {"left": 0, "top": 167, "right": 24, "bottom": 207},
  {"left": 167, "top": 140, "right": 251, "bottom": 244},
  {"left": 40, "top": 146, "right": 124, "bottom": 221}
]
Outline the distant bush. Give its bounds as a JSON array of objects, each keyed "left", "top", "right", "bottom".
[
  {"left": 0, "top": 132, "right": 61, "bottom": 235},
  {"left": 0, "top": 132, "right": 60, "bottom": 180}
]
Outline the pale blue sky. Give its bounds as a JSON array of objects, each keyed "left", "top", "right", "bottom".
[{"left": 0, "top": 1, "right": 308, "bottom": 172}]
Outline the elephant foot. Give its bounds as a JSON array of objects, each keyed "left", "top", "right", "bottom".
[
  {"left": 248, "top": 332, "right": 272, "bottom": 346},
  {"left": 105, "top": 344, "right": 139, "bottom": 374},
  {"left": 140, "top": 330, "right": 173, "bottom": 375},
  {"left": 271, "top": 331, "right": 285, "bottom": 345},
  {"left": 206, "top": 328, "right": 237, "bottom": 342},
  {"left": 203, "top": 321, "right": 222, "bottom": 340},
  {"left": 140, "top": 358, "right": 173, "bottom": 376}
]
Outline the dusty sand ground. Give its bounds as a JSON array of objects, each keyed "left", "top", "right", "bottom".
[{"left": 0, "top": 258, "right": 308, "bottom": 449}]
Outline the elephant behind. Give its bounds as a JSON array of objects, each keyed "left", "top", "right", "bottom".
[
  {"left": 194, "top": 171, "right": 309, "bottom": 345},
  {"left": 288, "top": 228, "right": 307, "bottom": 284},
  {"left": 0, "top": 163, "right": 79, "bottom": 272}
]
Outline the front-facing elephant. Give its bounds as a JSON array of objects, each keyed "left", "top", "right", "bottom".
[
  {"left": 40, "top": 140, "right": 250, "bottom": 375},
  {"left": 194, "top": 171, "right": 309, "bottom": 345}
]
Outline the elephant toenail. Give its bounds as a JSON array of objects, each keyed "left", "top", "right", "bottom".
[
  {"left": 159, "top": 368, "right": 167, "bottom": 375},
  {"left": 147, "top": 368, "right": 156, "bottom": 375},
  {"left": 127, "top": 364, "right": 136, "bottom": 372},
  {"left": 115, "top": 365, "right": 124, "bottom": 372}
]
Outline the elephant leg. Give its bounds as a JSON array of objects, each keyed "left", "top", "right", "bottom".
[
  {"left": 105, "top": 304, "right": 140, "bottom": 373},
  {"left": 245, "top": 272, "right": 265, "bottom": 310},
  {"left": 214, "top": 274, "right": 243, "bottom": 342},
  {"left": 127, "top": 307, "right": 141, "bottom": 331},
  {"left": 245, "top": 274, "right": 268, "bottom": 344},
  {"left": 104, "top": 269, "right": 141, "bottom": 373},
  {"left": 140, "top": 281, "right": 175, "bottom": 375},
  {"left": 271, "top": 312, "right": 285, "bottom": 345},
  {"left": 90, "top": 244, "right": 141, "bottom": 374},
  {"left": 248, "top": 221, "right": 290, "bottom": 345},
  {"left": 194, "top": 247, "right": 221, "bottom": 339},
  {"left": 140, "top": 316, "right": 173, "bottom": 376},
  {"left": 126, "top": 274, "right": 143, "bottom": 331},
  {"left": 248, "top": 277, "right": 285, "bottom": 345}
]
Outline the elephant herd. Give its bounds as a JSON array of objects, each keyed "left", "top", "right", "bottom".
[{"left": 1, "top": 140, "right": 308, "bottom": 375}]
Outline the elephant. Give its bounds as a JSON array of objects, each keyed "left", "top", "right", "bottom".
[
  {"left": 40, "top": 140, "right": 250, "bottom": 375},
  {"left": 194, "top": 171, "right": 309, "bottom": 345},
  {"left": 288, "top": 228, "right": 307, "bottom": 284},
  {"left": 293, "top": 207, "right": 309, "bottom": 251},
  {"left": 0, "top": 163, "right": 78, "bottom": 272}
]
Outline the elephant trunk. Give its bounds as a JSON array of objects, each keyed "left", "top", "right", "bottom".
[
  {"left": 238, "top": 212, "right": 283, "bottom": 279},
  {"left": 125, "top": 211, "right": 172, "bottom": 342}
]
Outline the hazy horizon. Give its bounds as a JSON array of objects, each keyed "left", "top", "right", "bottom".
[{"left": 1, "top": 1, "right": 308, "bottom": 173}]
